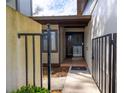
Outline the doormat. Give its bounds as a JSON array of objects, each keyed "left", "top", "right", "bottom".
[
  {"left": 72, "top": 57, "right": 83, "bottom": 60},
  {"left": 71, "top": 66, "right": 87, "bottom": 71}
]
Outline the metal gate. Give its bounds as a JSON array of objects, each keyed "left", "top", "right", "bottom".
[
  {"left": 92, "top": 33, "right": 117, "bottom": 93},
  {"left": 18, "top": 33, "right": 43, "bottom": 87},
  {"left": 17, "top": 25, "right": 52, "bottom": 91}
]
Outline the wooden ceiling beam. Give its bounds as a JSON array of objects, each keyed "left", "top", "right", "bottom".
[{"left": 31, "top": 15, "right": 91, "bottom": 27}]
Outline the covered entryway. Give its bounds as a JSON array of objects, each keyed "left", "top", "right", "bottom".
[
  {"left": 31, "top": 15, "right": 91, "bottom": 65},
  {"left": 60, "top": 27, "right": 85, "bottom": 66},
  {"left": 6, "top": 0, "right": 117, "bottom": 92}
]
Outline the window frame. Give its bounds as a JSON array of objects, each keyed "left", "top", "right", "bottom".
[{"left": 42, "top": 30, "right": 58, "bottom": 53}]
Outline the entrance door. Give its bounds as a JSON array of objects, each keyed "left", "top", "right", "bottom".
[{"left": 66, "top": 32, "right": 84, "bottom": 58}]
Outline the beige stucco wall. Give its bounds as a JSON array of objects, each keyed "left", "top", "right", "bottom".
[
  {"left": 84, "top": 0, "right": 117, "bottom": 72},
  {"left": 59, "top": 26, "right": 65, "bottom": 63},
  {"left": 64, "top": 28, "right": 84, "bottom": 32},
  {"left": 42, "top": 25, "right": 59, "bottom": 64},
  {"left": 43, "top": 25, "right": 59, "bottom": 30},
  {"left": 6, "top": 6, "right": 42, "bottom": 93}
]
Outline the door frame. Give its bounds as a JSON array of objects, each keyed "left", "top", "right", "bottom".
[{"left": 65, "top": 32, "right": 84, "bottom": 58}]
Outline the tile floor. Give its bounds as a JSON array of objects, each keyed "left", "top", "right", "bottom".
[{"left": 61, "top": 58, "right": 88, "bottom": 67}]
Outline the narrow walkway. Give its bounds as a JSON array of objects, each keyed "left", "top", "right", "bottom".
[{"left": 62, "top": 66, "right": 100, "bottom": 93}]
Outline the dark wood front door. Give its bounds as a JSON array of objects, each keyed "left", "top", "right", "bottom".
[{"left": 66, "top": 32, "right": 84, "bottom": 58}]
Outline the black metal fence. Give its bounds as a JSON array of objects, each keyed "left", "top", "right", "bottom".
[
  {"left": 18, "top": 33, "right": 43, "bottom": 87},
  {"left": 92, "top": 33, "right": 117, "bottom": 93}
]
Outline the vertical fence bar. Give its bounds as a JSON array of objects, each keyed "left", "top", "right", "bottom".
[
  {"left": 94, "top": 39, "right": 96, "bottom": 80},
  {"left": 96, "top": 39, "right": 98, "bottom": 83},
  {"left": 96, "top": 38, "right": 98, "bottom": 85},
  {"left": 92, "top": 39, "right": 93, "bottom": 75},
  {"left": 105, "top": 37, "right": 107, "bottom": 93},
  {"left": 32, "top": 35, "right": 35, "bottom": 86},
  {"left": 110, "top": 35, "right": 113, "bottom": 93},
  {"left": 109, "top": 35, "right": 112, "bottom": 93},
  {"left": 95, "top": 39, "right": 97, "bottom": 82},
  {"left": 40, "top": 34, "right": 43, "bottom": 87},
  {"left": 92, "top": 40, "right": 94, "bottom": 76},
  {"left": 93, "top": 39, "right": 95, "bottom": 79},
  {"left": 103, "top": 37, "right": 106, "bottom": 93},
  {"left": 93, "top": 39, "right": 94, "bottom": 78},
  {"left": 92, "top": 39, "right": 95, "bottom": 79},
  {"left": 99, "top": 38, "right": 101, "bottom": 90},
  {"left": 99, "top": 38, "right": 101, "bottom": 88},
  {"left": 95, "top": 39, "right": 97, "bottom": 83},
  {"left": 92, "top": 39, "right": 94, "bottom": 76},
  {"left": 97, "top": 38, "right": 99, "bottom": 87},
  {"left": 106, "top": 36, "right": 110, "bottom": 93},
  {"left": 112, "top": 33, "right": 117, "bottom": 93},
  {"left": 101, "top": 38, "right": 103, "bottom": 93},
  {"left": 25, "top": 36, "right": 28, "bottom": 85}
]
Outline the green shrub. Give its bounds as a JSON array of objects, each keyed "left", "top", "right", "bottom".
[{"left": 11, "top": 85, "right": 49, "bottom": 93}]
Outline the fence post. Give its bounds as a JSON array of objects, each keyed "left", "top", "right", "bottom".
[
  {"left": 47, "top": 24, "right": 51, "bottom": 91},
  {"left": 40, "top": 34, "right": 43, "bottom": 87},
  {"left": 25, "top": 36, "right": 28, "bottom": 85}
]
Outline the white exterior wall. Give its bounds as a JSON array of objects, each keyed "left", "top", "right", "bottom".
[
  {"left": 83, "top": 0, "right": 97, "bottom": 15},
  {"left": 84, "top": 0, "right": 117, "bottom": 73},
  {"left": 84, "top": 24, "right": 92, "bottom": 72}
]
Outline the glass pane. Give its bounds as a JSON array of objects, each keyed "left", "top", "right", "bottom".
[
  {"left": 43, "top": 39, "right": 47, "bottom": 50},
  {"left": 43, "top": 32, "right": 48, "bottom": 51},
  {"left": 100, "top": 38, "right": 102, "bottom": 90},
  {"left": 43, "top": 31, "right": 57, "bottom": 51},
  {"left": 51, "top": 32, "right": 56, "bottom": 51},
  {"left": 103, "top": 37, "right": 106, "bottom": 93},
  {"left": 106, "top": 37, "right": 110, "bottom": 93},
  {"left": 96, "top": 39, "right": 98, "bottom": 84},
  {"left": 97, "top": 39, "right": 99, "bottom": 86},
  {"left": 106, "top": 37, "right": 109, "bottom": 75}
]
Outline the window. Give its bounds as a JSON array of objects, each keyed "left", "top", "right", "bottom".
[{"left": 42, "top": 30, "right": 57, "bottom": 52}]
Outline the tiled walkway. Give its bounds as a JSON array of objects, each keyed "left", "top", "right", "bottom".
[
  {"left": 61, "top": 58, "right": 87, "bottom": 67},
  {"left": 43, "top": 58, "right": 100, "bottom": 93},
  {"left": 43, "top": 77, "right": 66, "bottom": 90},
  {"left": 62, "top": 66, "right": 100, "bottom": 93}
]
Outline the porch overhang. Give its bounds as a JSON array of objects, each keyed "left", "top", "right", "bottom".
[{"left": 31, "top": 15, "right": 91, "bottom": 27}]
